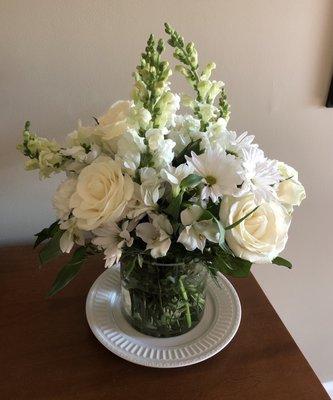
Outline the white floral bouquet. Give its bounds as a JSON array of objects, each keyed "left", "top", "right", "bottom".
[{"left": 18, "top": 24, "right": 305, "bottom": 301}]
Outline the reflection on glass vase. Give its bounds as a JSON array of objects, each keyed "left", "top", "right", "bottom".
[{"left": 120, "top": 257, "right": 208, "bottom": 338}]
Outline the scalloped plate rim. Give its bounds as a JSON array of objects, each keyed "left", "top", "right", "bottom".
[{"left": 86, "top": 266, "right": 241, "bottom": 368}]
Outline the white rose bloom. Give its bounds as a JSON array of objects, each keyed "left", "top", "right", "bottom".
[
  {"left": 69, "top": 156, "right": 134, "bottom": 230},
  {"left": 136, "top": 214, "right": 173, "bottom": 258},
  {"left": 53, "top": 178, "right": 77, "bottom": 220},
  {"left": 220, "top": 195, "right": 291, "bottom": 263},
  {"left": 277, "top": 162, "right": 306, "bottom": 212},
  {"left": 178, "top": 205, "right": 219, "bottom": 251},
  {"left": 92, "top": 221, "right": 134, "bottom": 268},
  {"left": 186, "top": 149, "right": 243, "bottom": 202},
  {"left": 59, "top": 217, "right": 85, "bottom": 253},
  {"left": 97, "top": 100, "right": 132, "bottom": 141}
]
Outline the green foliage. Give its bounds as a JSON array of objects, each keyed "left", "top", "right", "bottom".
[
  {"left": 212, "top": 248, "right": 252, "bottom": 277},
  {"left": 47, "top": 247, "right": 87, "bottom": 297},
  {"left": 179, "top": 174, "right": 202, "bottom": 190},
  {"left": 34, "top": 220, "right": 60, "bottom": 248},
  {"left": 39, "top": 228, "right": 63, "bottom": 266},
  {"left": 165, "top": 174, "right": 202, "bottom": 220},
  {"left": 272, "top": 256, "right": 292, "bottom": 269}
]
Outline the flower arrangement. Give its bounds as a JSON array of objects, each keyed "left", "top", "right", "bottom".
[{"left": 18, "top": 24, "right": 305, "bottom": 336}]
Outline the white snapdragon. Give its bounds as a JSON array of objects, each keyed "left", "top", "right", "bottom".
[
  {"left": 116, "top": 129, "right": 146, "bottom": 174},
  {"left": 154, "top": 92, "right": 180, "bottom": 128},
  {"left": 167, "top": 115, "right": 201, "bottom": 154},
  {"left": 178, "top": 205, "right": 219, "bottom": 251},
  {"left": 145, "top": 128, "right": 175, "bottom": 168},
  {"left": 139, "top": 167, "right": 164, "bottom": 207},
  {"left": 136, "top": 214, "right": 173, "bottom": 258},
  {"left": 92, "top": 221, "right": 134, "bottom": 268}
]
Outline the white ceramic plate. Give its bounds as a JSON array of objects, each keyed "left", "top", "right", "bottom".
[{"left": 86, "top": 266, "right": 241, "bottom": 368}]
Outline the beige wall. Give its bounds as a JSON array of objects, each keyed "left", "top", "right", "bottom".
[{"left": 1, "top": 0, "right": 332, "bottom": 384}]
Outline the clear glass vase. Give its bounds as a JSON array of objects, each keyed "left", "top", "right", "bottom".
[{"left": 120, "top": 257, "right": 208, "bottom": 338}]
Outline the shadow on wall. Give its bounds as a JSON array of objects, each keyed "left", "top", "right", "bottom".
[{"left": 312, "top": 0, "right": 333, "bottom": 107}]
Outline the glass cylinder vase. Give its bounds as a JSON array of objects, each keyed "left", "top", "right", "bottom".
[{"left": 120, "top": 257, "right": 208, "bottom": 338}]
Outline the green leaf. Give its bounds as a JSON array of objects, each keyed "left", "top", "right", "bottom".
[
  {"left": 213, "top": 250, "right": 252, "bottom": 277},
  {"left": 272, "top": 256, "right": 292, "bottom": 269},
  {"left": 39, "top": 229, "right": 63, "bottom": 266},
  {"left": 47, "top": 247, "right": 87, "bottom": 297},
  {"left": 173, "top": 139, "right": 201, "bottom": 167},
  {"left": 165, "top": 191, "right": 184, "bottom": 220},
  {"left": 180, "top": 174, "right": 202, "bottom": 190},
  {"left": 34, "top": 220, "right": 60, "bottom": 248},
  {"left": 225, "top": 206, "right": 260, "bottom": 230}
]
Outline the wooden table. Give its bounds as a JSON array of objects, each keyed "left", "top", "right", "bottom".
[{"left": 0, "top": 246, "right": 329, "bottom": 400}]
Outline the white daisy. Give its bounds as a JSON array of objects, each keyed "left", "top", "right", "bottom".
[
  {"left": 239, "top": 147, "right": 280, "bottom": 204},
  {"left": 185, "top": 149, "right": 242, "bottom": 202}
]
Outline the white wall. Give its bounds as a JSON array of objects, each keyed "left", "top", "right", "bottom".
[{"left": 1, "top": 0, "right": 332, "bottom": 385}]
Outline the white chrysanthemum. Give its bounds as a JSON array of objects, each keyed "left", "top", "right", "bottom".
[
  {"left": 53, "top": 178, "right": 77, "bottom": 220},
  {"left": 239, "top": 147, "right": 280, "bottom": 204},
  {"left": 186, "top": 149, "right": 243, "bottom": 202},
  {"left": 136, "top": 213, "right": 173, "bottom": 258},
  {"left": 92, "top": 221, "right": 134, "bottom": 268},
  {"left": 178, "top": 205, "right": 219, "bottom": 251}
]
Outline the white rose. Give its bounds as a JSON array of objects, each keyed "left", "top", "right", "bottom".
[
  {"left": 97, "top": 100, "right": 132, "bottom": 141},
  {"left": 220, "top": 195, "right": 291, "bottom": 263},
  {"left": 69, "top": 156, "right": 134, "bottom": 230},
  {"left": 53, "top": 177, "right": 77, "bottom": 220},
  {"left": 277, "top": 162, "right": 306, "bottom": 212}
]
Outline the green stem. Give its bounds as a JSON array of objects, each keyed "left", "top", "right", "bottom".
[{"left": 178, "top": 277, "right": 191, "bottom": 328}]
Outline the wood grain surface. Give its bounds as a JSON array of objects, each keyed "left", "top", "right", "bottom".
[{"left": 0, "top": 245, "right": 329, "bottom": 400}]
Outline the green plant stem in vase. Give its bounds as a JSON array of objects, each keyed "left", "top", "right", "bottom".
[{"left": 120, "top": 257, "right": 208, "bottom": 337}]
